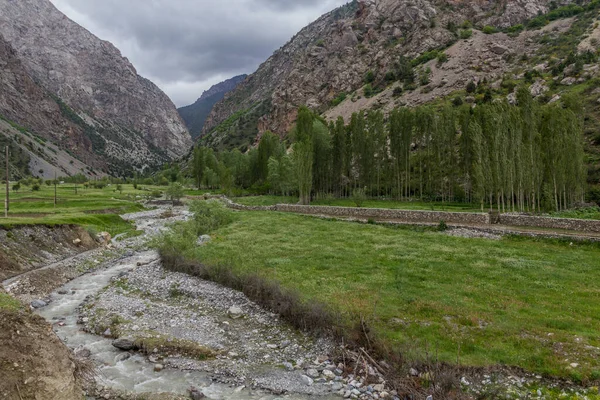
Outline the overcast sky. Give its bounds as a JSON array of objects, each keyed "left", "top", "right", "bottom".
[{"left": 49, "top": 0, "right": 348, "bottom": 107}]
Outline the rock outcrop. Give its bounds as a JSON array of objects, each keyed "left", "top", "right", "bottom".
[
  {"left": 0, "top": 0, "right": 192, "bottom": 175},
  {"left": 202, "top": 0, "right": 582, "bottom": 147},
  {"left": 178, "top": 75, "right": 247, "bottom": 139}
]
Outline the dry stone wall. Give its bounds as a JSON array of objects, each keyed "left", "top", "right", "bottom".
[
  {"left": 196, "top": 195, "right": 600, "bottom": 234},
  {"left": 498, "top": 215, "right": 600, "bottom": 233},
  {"left": 273, "top": 204, "right": 490, "bottom": 225}
]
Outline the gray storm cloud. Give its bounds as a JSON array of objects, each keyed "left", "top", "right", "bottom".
[{"left": 49, "top": 0, "right": 350, "bottom": 106}]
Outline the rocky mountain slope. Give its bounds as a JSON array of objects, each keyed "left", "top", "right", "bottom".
[
  {"left": 0, "top": 0, "right": 192, "bottom": 176},
  {"left": 201, "top": 0, "right": 593, "bottom": 150},
  {"left": 178, "top": 75, "right": 247, "bottom": 139}
]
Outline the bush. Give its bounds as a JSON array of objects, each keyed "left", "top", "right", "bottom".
[
  {"left": 331, "top": 93, "right": 347, "bottom": 107},
  {"left": 364, "top": 70, "right": 375, "bottom": 84},
  {"left": 437, "top": 220, "right": 448, "bottom": 232},
  {"left": 393, "top": 86, "right": 403, "bottom": 97},
  {"left": 31, "top": 184, "right": 40, "bottom": 191},
  {"left": 189, "top": 200, "right": 234, "bottom": 236},
  {"left": 452, "top": 96, "right": 464, "bottom": 106},
  {"left": 459, "top": 29, "right": 472, "bottom": 39},
  {"left": 437, "top": 52, "right": 448, "bottom": 63},
  {"left": 482, "top": 25, "right": 497, "bottom": 34},
  {"left": 352, "top": 188, "right": 367, "bottom": 207},
  {"left": 466, "top": 81, "right": 477, "bottom": 93},
  {"left": 166, "top": 182, "right": 184, "bottom": 205},
  {"left": 364, "top": 83, "right": 374, "bottom": 98}
]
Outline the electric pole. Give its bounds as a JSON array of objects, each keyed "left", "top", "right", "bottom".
[
  {"left": 54, "top": 169, "right": 57, "bottom": 208},
  {"left": 5, "top": 146, "right": 8, "bottom": 218}
]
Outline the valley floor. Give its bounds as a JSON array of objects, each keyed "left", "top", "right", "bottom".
[{"left": 170, "top": 205, "right": 600, "bottom": 397}]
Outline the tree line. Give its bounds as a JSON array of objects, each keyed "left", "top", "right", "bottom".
[{"left": 190, "top": 87, "right": 587, "bottom": 212}]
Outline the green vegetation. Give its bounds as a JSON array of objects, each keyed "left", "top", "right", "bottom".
[
  {"left": 482, "top": 25, "right": 498, "bottom": 34},
  {"left": 0, "top": 130, "right": 31, "bottom": 180},
  {"left": 0, "top": 183, "right": 149, "bottom": 235},
  {"left": 157, "top": 205, "right": 600, "bottom": 380},
  {"left": 189, "top": 91, "right": 587, "bottom": 213},
  {"left": 0, "top": 291, "right": 23, "bottom": 312}
]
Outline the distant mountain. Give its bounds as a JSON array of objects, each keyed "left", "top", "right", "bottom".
[
  {"left": 178, "top": 75, "right": 247, "bottom": 139},
  {"left": 0, "top": 0, "right": 192, "bottom": 176}
]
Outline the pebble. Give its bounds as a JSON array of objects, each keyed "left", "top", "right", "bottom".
[{"left": 153, "top": 364, "right": 164, "bottom": 372}]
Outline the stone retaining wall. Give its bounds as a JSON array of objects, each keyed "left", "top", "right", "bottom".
[
  {"left": 190, "top": 195, "right": 600, "bottom": 234},
  {"left": 498, "top": 215, "right": 600, "bottom": 233},
  {"left": 273, "top": 204, "right": 490, "bottom": 225}
]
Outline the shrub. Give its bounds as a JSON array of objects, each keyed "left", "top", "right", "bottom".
[
  {"left": 452, "top": 96, "right": 464, "bottom": 106},
  {"left": 188, "top": 200, "right": 234, "bottom": 235},
  {"left": 393, "top": 86, "right": 403, "bottom": 97},
  {"left": 437, "top": 220, "right": 449, "bottom": 232},
  {"left": 437, "top": 52, "right": 448, "bottom": 63},
  {"left": 459, "top": 29, "right": 472, "bottom": 40},
  {"left": 466, "top": 81, "right": 477, "bottom": 93},
  {"left": 316, "top": 39, "right": 325, "bottom": 47},
  {"left": 12, "top": 183, "right": 20, "bottom": 192},
  {"left": 384, "top": 71, "right": 396, "bottom": 82},
  {"left": 166, "top": 182, "right": 184, "bottom": 205},
  {"left": 482, "top": 25, "right": 497, "bottom": 34},
  {"left": 364, "top": 70, "right": 375, "bottom": 84},
  {"left": 331, "top": 93, "right": 347, "bottom": 107},
  {"left": 31, "top": 184, "right": 40, "bottom": 191},
  {"left": 364, "top": 83, "right": 374, "bottom": 97},
  {"left": 352, "top": 187, "right": 367, "bottom": 207}
]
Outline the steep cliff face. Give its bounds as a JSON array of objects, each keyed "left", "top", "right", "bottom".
[
  {"left": 0, "top": 0, "right": 192, "bottom": 175},
  {"left": 202, "top": 0, "right": 580, "bottom": 148},
  {"left": 178, "top": 75, "right": 247, "bottom": 139}
]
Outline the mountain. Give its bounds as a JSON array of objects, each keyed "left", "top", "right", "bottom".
[
  {"left": 0, "top": 0, "right": 192, "bottom": 176},
  {"left": 201, "top": 0, "right": 593, "bottom": 150},
  {"left": 178, "top": 75, "right": 247, "bottom": 139}
]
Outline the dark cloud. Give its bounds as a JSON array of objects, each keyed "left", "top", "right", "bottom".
[{"left": 49, "top": 0, "right": 349, "bottom": 106}]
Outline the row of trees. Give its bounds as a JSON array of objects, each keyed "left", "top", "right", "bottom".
[{"left": 189, "top": 88, "right": 587, "bottom": 212}]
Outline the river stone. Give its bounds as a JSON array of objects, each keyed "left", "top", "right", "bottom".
[
  {"left": 323, "top": 369, "right": 336, "bottom": 380},
  {"left": 115, "top": 353, "right": 131, "bottom": 362},
  {"left": 189, "top": 387, "right": 205, "bottom": 399},
  {"left": 74, "top": 347, "right": 91, "bottom": 358},
  {"left": 227, "top": 306, "right": 244, "bottom": 319},
  {"left": 154, "top": 363, "right": 164, "bottom": 372},
  {"left": 306, "top": 368, "right": 320, "bottom": 378},
  {"left": 196, "top": 235, "right": 211, "bottom": 245},
  {"left": 112, "top": 337, "right": 136, "bottom": 350},
  {"left": 301, "top": 375, "right": 314, "bottom": 386},
  {"left": 58, "top": 289, "right": 68, "bottom": 295},
  {"left": 30, "top": 299, "right": 47, "bottom": 308}
]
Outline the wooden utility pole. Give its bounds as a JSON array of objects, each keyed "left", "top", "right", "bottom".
[
  {"left": 54, "top": 169, "right": 57, "bottom": 208},
  {"left": 4, "top": 146, "right": 8, "bottom": 218}
]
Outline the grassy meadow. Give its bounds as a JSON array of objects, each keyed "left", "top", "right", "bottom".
[
  {"left": 0, "top": 183, "right": 156, "bottom": 234},
  {"left": 176, "top": 208, "right": 600, "bottom": 381}
]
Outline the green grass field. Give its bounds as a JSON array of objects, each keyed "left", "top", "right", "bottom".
[
  {"left": 183, "top": 209, "right": 600, "bottom": 381},
  {"left": 0, "top": 184, "right": 155, "bottom": 234}
]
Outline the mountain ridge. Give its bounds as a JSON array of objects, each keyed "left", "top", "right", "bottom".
[
  {"left": 201, "top": 0, "right": 587, "bottom": 149},
  {"left": 0, "top": 0, "right": 192, "bottom": 176},
  {"left": 178, "top": 75, "right": 247, "bottom": 139}
]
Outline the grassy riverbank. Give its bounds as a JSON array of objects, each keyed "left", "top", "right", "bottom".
[{"left": 160, "top": 205, "right": 600, "bottom": 382}]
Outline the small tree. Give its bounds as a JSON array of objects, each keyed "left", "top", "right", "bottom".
[
  {"left": 31, "top": 184, "right": 40, "bottom": 191},
  {"left": 352, "top": 187, "right": 367, "bottom": 207},
  {"left": 12, "top": 183, "right": 20, "bottom": 193},
  {"left": 166, "top": 183, "right": 184, "bottom": 206},
  {"left": 116, "top": 184, "right": 123, "bottom": 194}
]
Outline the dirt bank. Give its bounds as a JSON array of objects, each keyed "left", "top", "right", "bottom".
[
  {"left": 0, "top": 289, "right": 84, "bottom": 400},
  {"left": 0, "top": 224, "right": 98, "bottom": 281}
]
